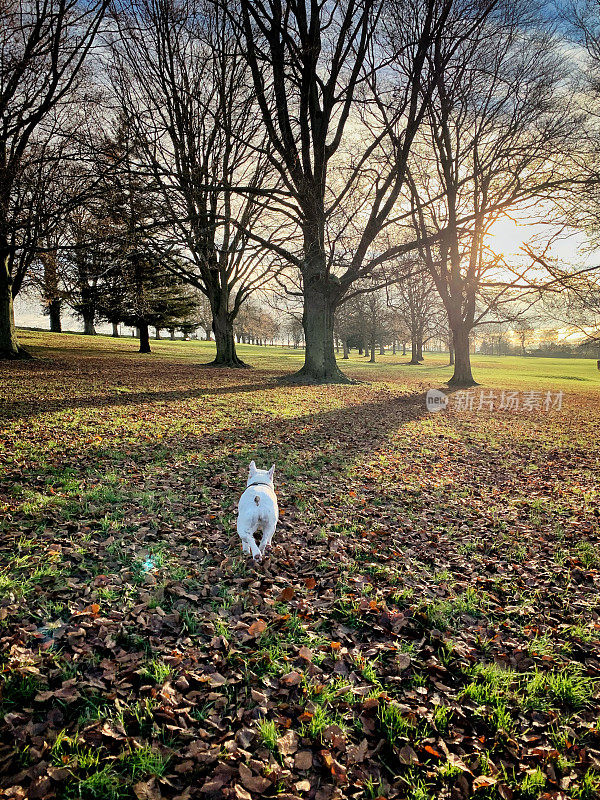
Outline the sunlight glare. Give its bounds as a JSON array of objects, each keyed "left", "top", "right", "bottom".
[{"left": 485, "top": 215, "right": 530, "bottom": 259}]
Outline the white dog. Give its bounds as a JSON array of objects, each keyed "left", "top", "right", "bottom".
[{"left": 237, "top": 461, "right": 279, "bottom": 560}]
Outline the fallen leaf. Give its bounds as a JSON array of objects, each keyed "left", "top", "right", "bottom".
[
  {"left": 319, "top": 749, "right": 347, "bottom": 785},
  {"left": 277, "top": 586, "right": 295, "bottom": 602},
  {"left": 397, "top": 745, "right": 419, "bottom": 765},
  {"left": 248, "top": 619, "right": 267, "bottom": 636},
  {"left": 280, "top": 671, "right": 302, "bottom": 686},
  {"left": 298, "top": 645, "right": 313, "bottom": 662},
  {"left": 294, "top": 750, "right": 313, "bottom": 770},
  {"left": 239, "top": 763, "right": 271, "bottom": 793},
  {"left": 278, "top": 730, "right": 299, "bottom": 755},
  {"left": 473, "top": 776, "right": 498, "bottom": 791},
  {"left": 133, "top": 777, "right": 162, "bottom": 800}
]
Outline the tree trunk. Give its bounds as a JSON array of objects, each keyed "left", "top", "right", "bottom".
[
  {"left": 408, "top": 333, "right": 420, "bottom": 365},
  {"left": 112, "top": 322, "right": 119, "bottom": 337},
  {"left": 286, "top": 272, "right": 347, "bottom": 383},
  {"left": 83, "top": 312, "right": 96, "bottom": 336},
  {"left": 155, "top": 327, "right": 161, "bottom": 340},
  {"left": 0, "top": 249, "right": 27, "bottom": 359},
  {"left": 392, "top": 340, "right": 396, "bottom": 355},
  {"left": 209, "top": 299, "right": 247, "bottom": 367},
  {"left": 402, "top": 341, "right": 407, "bottom": 356},
  {"left": 417, "top": 337, "right": 424, "bottom": 362},
  {"left": 81, "top": 284, "right": 96, "bottom": 335},
  {"left": 342, "top": 339, "right": 349, "bottom": 359},
  {"left": 139, "top": 320, "right": 151, "bottom": 353},
  {"left": 379, "top": 342, "right": 385, "bottom": 355},
  {"left": 49, "top": 300, "right": 62, "bottom": 333},
  {"left": 448, "top": 325, "right": 477, "bottom": 387},
  {"left": 43, "top": 250, "right": 61, "bottom": 333},
  {"left": 369, "top": 328, "right": 376, "bottom": 363},
  {"left": 170, "top": 328, "right": 175, "bottom": 340},
  {"left": 449, "top": 340, "right": 455, "bottom": 365}
]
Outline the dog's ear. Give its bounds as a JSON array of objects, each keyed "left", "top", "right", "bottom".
[
  {"left": 249, "top": 460, "right": 257, "bottom": 474},
  {"left": 268, "top": 464, "right": 275, "bottom": 480}
]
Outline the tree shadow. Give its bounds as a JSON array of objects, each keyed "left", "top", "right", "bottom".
[
  {"left": 2, "top": 359, "right": 455, "bottom": 426},
  {"left": 1, "top": 350, "right": 466, "bottom": 514},
  {"left": 1, "top": 378, "right": 281, "bottom": 423},
  {"left": 2, "top": 384, "right": 442, "bottom": 504}
]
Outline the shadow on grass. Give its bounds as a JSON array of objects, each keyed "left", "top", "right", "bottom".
[
  {"left": 2, "top": 387, "right": 446, "bottom": 504},
  {"left": 1, "top": 379, "right": 280, "bottom": 423}
]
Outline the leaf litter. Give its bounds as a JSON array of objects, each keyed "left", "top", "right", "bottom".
[{"left": 0, "top": 349, "right": 599, "bottom": 799}]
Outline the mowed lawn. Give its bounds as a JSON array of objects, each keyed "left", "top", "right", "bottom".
[{"left": 0, "top": 330, "right": 599, "bottom": 800}]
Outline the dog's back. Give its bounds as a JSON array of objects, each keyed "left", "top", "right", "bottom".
[{"left": 237, "top": 461, "right": 279, "bottom": 560}]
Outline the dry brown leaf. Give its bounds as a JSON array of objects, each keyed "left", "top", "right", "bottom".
[
  {"left": 133, "top": 777, "right": 162, "bottom": 800},
  {"left": 248, "top": 619, "right": 267, "bottom": 636},
  {"left": 294, "top": 750, "right": 313, "bottom": 770},
  {"left": 277, "top": 586, "right": 295, "bottom": 602},
  {"left": 280, "top": 670, "right": 302, "bottom": 686}
]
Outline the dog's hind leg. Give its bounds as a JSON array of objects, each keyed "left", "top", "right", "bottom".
[
  {"left": 241, "top": 538, "right": 251, "bottom": 555},
  {"left": 259, "top": 521, "right": 277, "bottom": 555},
  {"left": 240, "top": 533, "right": 262, "bottom": 561}
]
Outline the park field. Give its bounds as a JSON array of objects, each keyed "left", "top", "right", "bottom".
[{"left": 0, "top": 330, "right": 599, "bottom": 800}]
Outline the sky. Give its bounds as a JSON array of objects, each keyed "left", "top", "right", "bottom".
[{"left": 13, "top": 0, "right": 597, "bottom": 337}]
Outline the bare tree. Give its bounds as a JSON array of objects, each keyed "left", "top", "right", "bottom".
[
  {"left": 364, "top": 288, "right": 386, "bottom": 363},
  {"left": 513, "top": 320, "right": 536, "bottom": 356},
  {"left": 235, "top": 299, "right": 279, "bottom": 345},
  {"left": 0, "top": 0, "right": 108, "bottom": 358},
  {"left": 406, "top": 1, "right": 581, "bottom": 385},
  {"left": 389, "top": 267, "right": 441, "bottom": 365},
  {"left": 232, "top": 0, "right": 501, "bottom": 383},
  {"left": 550, "top": 0, "right": 600, "bottom": 351},
  {"left": 110, "top": 0, "right": 281, "bottom": 367},
  {"left": 535, "top": 262, "right": 600, "bottom": 352}
]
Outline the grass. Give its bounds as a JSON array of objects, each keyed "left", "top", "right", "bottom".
[
  {"left": 11, "top": 329, "right": 600, "bottom": 389},
  {"left": 64, "top": 767, "right": 126, "bottom": 800},
  {"left": 0, "top": 672, "right": 43, "bottom": 714},
  {"left": 1, "top": 331, "right": 599, "bottom": 800},
  {"left": 423, "top": 586, "right": 486, "bottom": 628},
  {"left": 121, "top": 745, "right": 169, "bottom": 779},
  {"left": 519, "top": 767, "right": 547, "bottom": 799},
  {"left": 572, "top": 771, "right": 600, "bottom": 800},
  {"left": 140, "top": 659, "right": 171, "bottom": 684},
  {"left": 257, "top": 719, "right": 278, "bottom": 753},
  {"left": 525, "top": 668, "right": 595, "bottom": 711},
  {"left": 302, "top": 705, "right": 340, "bottom": 740},
  {"left": 378, "top": 700, "right": 415, "bottom": 744}
]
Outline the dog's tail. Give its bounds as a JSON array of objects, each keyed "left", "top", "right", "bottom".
[{"left": 254, "top": 495, "right": 260, "bottom": 506}]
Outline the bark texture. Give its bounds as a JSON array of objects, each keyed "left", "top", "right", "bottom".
[
  {"left": 0, "top": 251, "right": 24, "bottom": 359},
  {"left": 49, "top": 301, "right": 62, "bottom": 332},
  {"left": 284, "top": 273, "right": 348, "bottom": 383},
  {"left": 83, "top": 315, "right": 96, "bottom": 336},
  {"left": 139, "top": 320, "right": 151, "bottom": 353},
  {"left": 448, "top": 325, "right": 477, "bottom": 387},
  {"left": 207, "top": 298, "right": 247, "bottom": 367}
]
